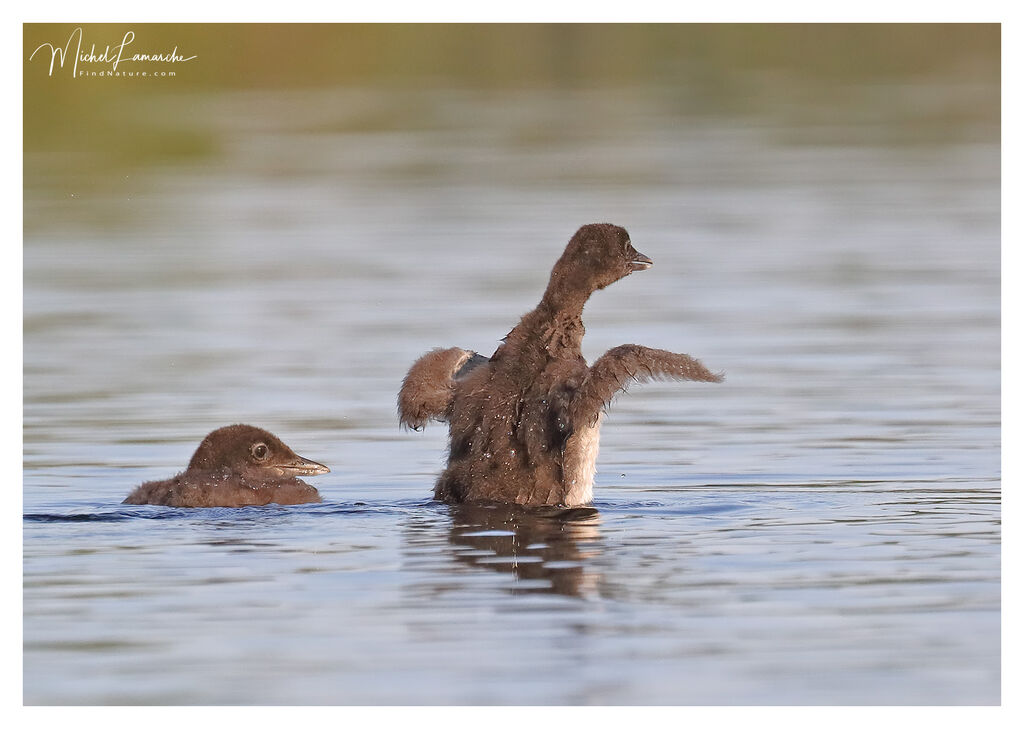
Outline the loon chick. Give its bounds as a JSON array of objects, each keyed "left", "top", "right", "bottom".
[
  {"left": 122, "top": 424, "right": 329, "bottom": 507},
  {"left": 398, "top": 223, "right": 722, "bottom": 507}
]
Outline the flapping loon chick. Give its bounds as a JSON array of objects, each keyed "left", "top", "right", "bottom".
[
  {"left": 398, "top": 223, "right": 722, "bottom": 507},
  {"left": 122, "top": 424, "right": 329, "bottom": 507}
]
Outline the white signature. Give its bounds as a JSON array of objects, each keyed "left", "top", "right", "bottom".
[{"left": 29, "top": 27, "right": 197, "bottom": 77}]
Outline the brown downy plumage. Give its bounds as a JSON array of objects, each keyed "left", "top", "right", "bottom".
[
  {"left": 399, "top": 223, "right": 722, "bottom": 507},
  {"left": 122, "top": 424, "right": 329, "bottom": 507}
]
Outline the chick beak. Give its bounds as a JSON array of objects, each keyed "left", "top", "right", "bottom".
[
  {"left": 277, "top": 455, "right": 330, "bottom": 476},
  {"left": 630, "top": 252, "right": 654, "bottom": 271}
]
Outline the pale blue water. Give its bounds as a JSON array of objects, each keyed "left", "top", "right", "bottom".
[{"left": 24, "top": 78, "right": 999, "bottom": 704}]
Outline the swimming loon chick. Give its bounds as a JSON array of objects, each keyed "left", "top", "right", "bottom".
[
  {"left": 122, "top": 424, "right": 329, "bottom": 507},
  {"left": 398, "top": 223, "right": 722, "bottom": 507}
]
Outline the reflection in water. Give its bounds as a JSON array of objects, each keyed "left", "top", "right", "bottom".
[
  {"left": 22, "top": 23, "right": 999, "bottom": 704},
  {"left": 445, "top": 504, "right": 603, "bottom": 598}
]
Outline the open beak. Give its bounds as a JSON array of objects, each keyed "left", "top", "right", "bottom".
[
  {"left": 277, "top": 455, "right": 330, "bottom": 476},
  {"left": 630, "top": 251, "right": 654, "bottom": 271}
]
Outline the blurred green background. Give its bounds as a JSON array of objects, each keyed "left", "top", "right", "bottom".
[
  {"left": 23, "top": 25, "right": 1002, "bottom": 705},
  {"left": 24, "top": 23, "right": 999, "bottom": 194}
]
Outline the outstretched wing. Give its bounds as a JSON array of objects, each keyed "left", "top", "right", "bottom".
[
  {"left": 571, "top": 344, "right": 723, "bottom": 425},
  {"left": 398, "top": 347, "right": 487, "bottom": 430}
]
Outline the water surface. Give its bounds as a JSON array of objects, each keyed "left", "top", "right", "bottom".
[{"left": 24, "top": 26, "right": 999, "bottom": 705}]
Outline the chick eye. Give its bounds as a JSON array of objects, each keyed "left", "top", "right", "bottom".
[{"left": 251, "top": 443, "right": 269, "bottom": 460}]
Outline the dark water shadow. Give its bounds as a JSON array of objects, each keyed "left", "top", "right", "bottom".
[
  {"left": 24, "top": 509, "right": 190, "bottom": 523},
  {"left": 22, "top": 498, "right": 431, "bottom": 524}
]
